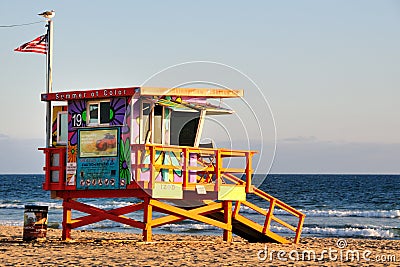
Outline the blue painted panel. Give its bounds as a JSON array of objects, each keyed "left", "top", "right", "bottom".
[
  {"left": 76, "top": 128, "right": 120, "bottom": 190},
  {"left": 77, "top": 157, "right": 119, "bottom": 190}
]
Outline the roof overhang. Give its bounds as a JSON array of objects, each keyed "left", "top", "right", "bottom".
[
  {"left": 154, "top": 98, "right": 234, "bottom": 115},
  {"left": 139, "top": 87, "right": 243, "bottom": 98},
  {"left": 41, "top": 86, "right": 243, "bottom": 102}
]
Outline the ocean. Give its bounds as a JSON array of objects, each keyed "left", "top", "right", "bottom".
[{"left": 0, "top": 174, "right": 399, "bottom": 239}]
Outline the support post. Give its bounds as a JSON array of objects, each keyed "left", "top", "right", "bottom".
[
  {"left": 263, "top": 198, "right": 276, "bottom": 234},
  {"left": 135, "top": 147, "right": 141, "bottom": 182},
  {"left": 223, "top": 201, "right": 232, "bottom": 242},
  {"left": 294, "top": 214, "right": 305, "bottom": 244},
  {"left": 149, "top": 146, "right": 155, "bottom": 190},
  {"left": 232, "top": 201, "right": 241, "bottom": 218},
  {"left": 245, "top": 152, "right": 253, "bottom": 193},
  {"left": 214, "top": 150, "right": 221, "bottom": 192},
  {"left": 183, "top": 148, "right": 189, "bottom": 189},
  {"left": 62, "top": 198, "right": 72, "bottom": 241},
  {"left": 143, "top": 197, "right": 153, "bottom": 242}
]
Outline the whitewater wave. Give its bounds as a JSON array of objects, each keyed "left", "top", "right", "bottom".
[
  {"left": 0, "top": 200, "right": 142, "bottom": 210},
  {"left": 0, "top": 220, "right": 23, "bottom": 226},
  {"left": 239, "top": 206, "right": 400, "bottom": 218},
  {"left": 159, "top": 223, "right": 218, "bottom": 233},
  {"left": 302, "top": 226, "right": 395, "bottom": 238},
  {"left": 300, "top": 209, "right": 400, "bottom": 218},
  {"left": 0, "top": 202, "right": 62, "bottom": 209},
  {"left": 270, "top": 225, "right": 396, "bottom": 238},
  {"left": 75, "top": 221, "right": 218, "bottom": 234}
]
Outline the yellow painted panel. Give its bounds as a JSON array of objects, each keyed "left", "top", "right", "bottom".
[
  {"left": 152, "top": 182, "right": 183, "bottom": 199},
  {"left": 218, "top": 185, "right": 246, "bottom": 201}
]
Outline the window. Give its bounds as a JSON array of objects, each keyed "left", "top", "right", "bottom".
[
  {"left": 87, "top": 100, "right": 111, "bottom": 126},
  {"left": 170, "top": 111, "right": 200, "bottom": 146},
  {"left": 153, "top": 105, "right": 163, "bottom": 144},
  {"left": 139, "top": 101, "right": 165, "bottom": 144},
  {"left": 140, "top": 101, "right": 152, "bottom": 143},
  {"left": 57, "top": 111, "right": 68, "bottom": 145}
]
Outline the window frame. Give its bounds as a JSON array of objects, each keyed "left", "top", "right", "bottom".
[
  {"left": 56, "top": 111, "right": 68, "bottom": 145},
  {"left": 139, "top": 100, "right": 153, "bottom": 144},
  {"left": 87, "top": 99, "right": 111, "bottom": 126}
]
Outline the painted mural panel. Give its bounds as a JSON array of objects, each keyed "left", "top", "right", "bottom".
[
  {"left": 77, "top": 157, "right": 119, "bottom": 190},
  {"left": 67, "top": 97, "right": 131, "bottom": 189},
  {"left": 119, "top": 97, "right": 131, "bottom": 186},
  {"left": 132, "top": 97, "right": 140, "bottom": 144},
  {"left": 79, "top": 129, "right": 118, "bottom": 158},
  {"left": 66, "top": 100, "right": 87, "bottom": 186},
  {"left": 138, "top": 150, "right": 183, "bottom": 182},
  {"left": 77, "top": 128, "right": 120, "bottom": 190}
]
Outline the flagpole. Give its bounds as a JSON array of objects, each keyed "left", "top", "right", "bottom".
[{"left": 45, "top": 18, "right": 53, "bottom": 148}]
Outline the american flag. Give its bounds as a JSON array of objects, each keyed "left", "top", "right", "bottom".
[{"left": 14, "top": 34, "right": 47, "bottom": 54}]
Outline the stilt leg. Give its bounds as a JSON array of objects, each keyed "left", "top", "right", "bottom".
[
  {"left": 62, "top": 198, "right": 72, "bottom": 241},
  {"left": 143, "top": 198, "right": 152, "bottom": 242},
  {"left": 223, "top": 201, "right": 232, "bottom": 242}
]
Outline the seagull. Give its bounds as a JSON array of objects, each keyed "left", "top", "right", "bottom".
[{"left": 38, "top": 10, "right": 55, "bottom": 19}]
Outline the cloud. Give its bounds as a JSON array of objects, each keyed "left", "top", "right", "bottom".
[{"left": 0, "top": 133, "right": 9, "bottom": 139}]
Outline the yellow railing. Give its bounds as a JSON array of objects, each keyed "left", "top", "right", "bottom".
[
  {"left": 222, "top": 172, "right": 305, "bottom": 244},
  {"left": 131, "top": 144, "right": 256, "bottom": 191}
]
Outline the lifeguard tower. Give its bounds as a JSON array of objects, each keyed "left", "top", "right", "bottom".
[{"left": 40, "top": 86, "right": 305, "bottom": 243}]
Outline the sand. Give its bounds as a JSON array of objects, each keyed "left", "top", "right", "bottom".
[{"left": 0, "top": 225, "right": 399, "bottom": 266}]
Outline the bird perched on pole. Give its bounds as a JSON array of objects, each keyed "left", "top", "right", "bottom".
[{"left": 38, "top": 10, "right": 55, "bottom": 19}]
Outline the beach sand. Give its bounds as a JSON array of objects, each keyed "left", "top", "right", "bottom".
[{"left": 0, "top": 225, "right": 398, "bottom": 266}]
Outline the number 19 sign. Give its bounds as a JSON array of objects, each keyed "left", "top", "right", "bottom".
[{"left": 72, "top": 113, "right": 83, "bottom": 127}]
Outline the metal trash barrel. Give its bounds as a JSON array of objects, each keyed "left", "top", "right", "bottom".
[{"left": 23, "top": 205, "right": 48, "bottom": 241}]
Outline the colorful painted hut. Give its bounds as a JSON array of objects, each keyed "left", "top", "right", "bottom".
[{"left": 40, "top": 86, "right": 305, "bottom": 243}]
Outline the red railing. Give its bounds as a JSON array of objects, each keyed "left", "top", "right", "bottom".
[{"left": 39, "top": 147, "right": 67, "bottom": 190}]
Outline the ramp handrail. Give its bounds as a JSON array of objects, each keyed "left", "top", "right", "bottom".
[{"left": 221, "top": 172, "right": 305, "bottom": 244}]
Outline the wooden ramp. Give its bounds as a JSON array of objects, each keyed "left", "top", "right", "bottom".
[
  {"left": 201, "top": 172, "right": 306, "bottom": 244},
  {"left": 207, "top": 210, "right": 290, "bottom": 243}
]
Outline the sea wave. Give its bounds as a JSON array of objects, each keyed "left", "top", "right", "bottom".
[
  {"left": 300, "top": 209, "right": 400, "bottom": 218},
  {"left": 301, "top": 226, "right": 395, "bottom": 238},
  {"left": 0, "top": 220, "right": 23, "bottom": 226},
  {"left": 271, "top": 225, "right": 396, "bottom": 238},
  {"left": 0, "top": 202, "right": 62, "bottom": 209},
  {"left": 239, "top": 206, "right": 400, "bottom": 218},
  {"left": 0, "top": 200, "right": 142, "bottom": 210},
  {"left": 158, "top": 223, "right": 218, "bottom": 233}
]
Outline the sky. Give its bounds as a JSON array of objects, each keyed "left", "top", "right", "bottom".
[{"left": 0, "top": 1, "right": 399, "bottom": 174}]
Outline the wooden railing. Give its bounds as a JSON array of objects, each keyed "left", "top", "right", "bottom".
[
  {"left": 131, "top": 144, "right": 305, "bottom": 243},
  {"left": 131, "top": 144, "right": 257, "bottom": 191},
  {"left": 223, "top": 172, "right": 305, "bottom": 244},
  {"left": 39, "top": 147, "right": 67, "bottom": 191}
]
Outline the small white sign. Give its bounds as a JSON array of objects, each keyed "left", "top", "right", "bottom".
[
  {"left": 196, "top": 185, "right": 207, "bottom": 195},
  {"left": 66, "top": 162, "right": 77, "bottom": 175}
]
